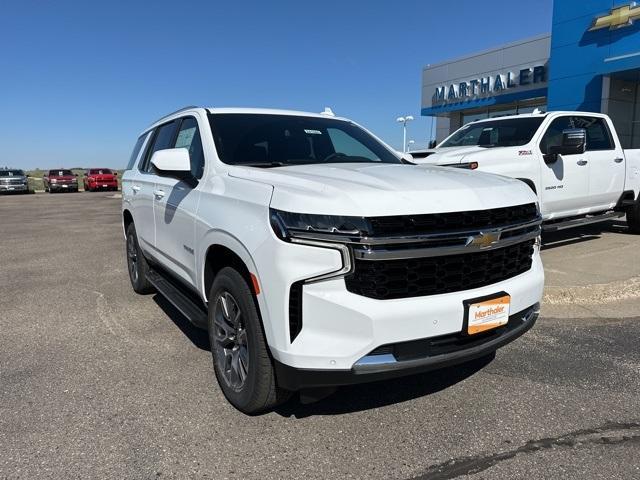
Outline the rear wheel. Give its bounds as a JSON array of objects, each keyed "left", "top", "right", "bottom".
[
  {"left": 125, "top": 222, "right": 155, "bottom": 294},
  {"left": 627, "top": 202, "right": 640, "bottom": 233},
  {"left": 208, "top": 267, "right": 290, "bottom": 414}
]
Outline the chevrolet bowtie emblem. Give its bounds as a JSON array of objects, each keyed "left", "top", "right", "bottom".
[
  {"left": 469, "top": 231, "right": 501, "bottom": 249},
  {"left": 589, "top": 3, "right": 640, "bottom": 31}
]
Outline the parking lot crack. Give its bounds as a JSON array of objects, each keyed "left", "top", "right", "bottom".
[{"left": 407, "top": 421, "right": 640, "bottom": 480}]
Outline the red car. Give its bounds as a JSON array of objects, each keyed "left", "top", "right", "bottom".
[
  {"left": 43, "top": 169, "right": 79, "bottom": 193},
  {"left": 83, "top": 168, "right": 118, "bottom": 192}
]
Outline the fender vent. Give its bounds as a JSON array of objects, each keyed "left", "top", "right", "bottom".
[{"left": 289, "top": 281, "right": 304, "bottom": 342}]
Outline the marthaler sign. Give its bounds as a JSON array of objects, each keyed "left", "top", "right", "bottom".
[{"left": 433, "top": 65, "right": 546, "bottom": 104}]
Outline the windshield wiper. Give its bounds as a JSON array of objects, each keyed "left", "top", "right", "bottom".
[{"left": 235, "top": 162, "right": 286, "bottom": 168}]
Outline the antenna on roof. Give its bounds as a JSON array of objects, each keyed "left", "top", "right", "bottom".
[
  {"left": 321, "top": 107, "right": 335, "bottom": 117},
  {"left": 532, "top": 108, "right": 542, "bottom": 114}
]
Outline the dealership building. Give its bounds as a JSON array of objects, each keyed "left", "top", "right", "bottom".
[{"left": 422, "top": 0, "right": 640, "bottom": 148}]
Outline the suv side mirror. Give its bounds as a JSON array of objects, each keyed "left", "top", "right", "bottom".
[
  {"left": 546, "top": 129, "right": 587, "bottom": 163},
  {"left": 151, "top": 148, "right": 191, "bottom": 176},
  {"left": 400, "top": 153, "right": 415, "bottom": 164}
]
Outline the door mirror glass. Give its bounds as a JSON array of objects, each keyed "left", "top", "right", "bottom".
[{"left": 150, "top": 148, "right": 191, "bottom": 175}]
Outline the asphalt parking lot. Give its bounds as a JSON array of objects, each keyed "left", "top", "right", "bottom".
[{"left": 1, "top": 192, "right": 639, "bottom": 479}]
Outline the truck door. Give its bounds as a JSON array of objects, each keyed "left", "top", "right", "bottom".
[
  {"left": 576, "top": 115, "right": 625, "bottom": 211},
  {"left": 153, "top": 116, "right": 204, "bottom": 287},
  {"left": 538, "top": 116, "right": 591, "bottom": 218}
]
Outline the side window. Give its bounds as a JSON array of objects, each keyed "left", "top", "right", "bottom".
[
  {"left": 539, "top": 116, "right": 573, "bottom": 154},
  {"left": 574, "top": 116, "right": 614, "bottom": 151},
  {"left": 174, "top": 117, "right": 205, "bottom": 179},
  {"left": 126, "top": 133, "right": 148, "bottom": 171},
  {"left": 140, "top": 121, "right": 178, "bottom": 173}
]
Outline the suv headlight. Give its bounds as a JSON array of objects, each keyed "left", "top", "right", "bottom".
[
  {"left": 269, "top": 209, "right": 367, "bottom": 282},
  {"left": 269, "top": 209, "right": 369, "bottom": 242}
]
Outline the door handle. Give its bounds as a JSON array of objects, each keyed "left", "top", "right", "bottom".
[
  {"left": 614, "top": 157, "right": 624, "bottom": 163},
  {"left": 153, "top": 189, "right": 165, "bottom": 199},
  {"left": 577, "top": 160, "right": 588, "bottom": 166},
  {"left": 131, "top": 185, "right": 141, "bottom": 192}
]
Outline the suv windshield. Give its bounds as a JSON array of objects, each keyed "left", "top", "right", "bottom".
[
  {"left": 0, "top": 170, "right": 24, "bottom": 177},
  {"left": 89, "top": 169, "right": 112, "bottom": 175},
  {"left": 49, "top": 170, "right": 73, "bottom": 176},
  {"left": 439, "top": 117, "right": 545, "bottom": 148},
  {"left": 208, "top": 114, "right": 401, "bottom": 167}
]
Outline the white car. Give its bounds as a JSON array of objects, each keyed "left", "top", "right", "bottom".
[
  {"left": 122, "top": 106, "right": 544, "bottom": 413},
  {"left": 410, "top": 111, "right": 640, "bottom": 232}
]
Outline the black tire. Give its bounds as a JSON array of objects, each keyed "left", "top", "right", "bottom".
[
  {"left": 125, "top": 222, "right": 155, "bottom": 294},
  {"left": 208, "top": 267, "right": 291, "bottom": 414},
  {"left": 627, "top": 202, "right": 640, "bottom": 234}
]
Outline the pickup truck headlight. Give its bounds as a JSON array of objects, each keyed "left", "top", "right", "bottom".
[
  {"left": 269, "top": 209, "right": 369, "bottom": 242},
  {"left": 51, "top": 178, "right": 57, "bottom": 183}
]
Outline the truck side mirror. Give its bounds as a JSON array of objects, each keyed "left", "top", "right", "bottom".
[
  {"left": 544, "top": 128, "right": 586, "bottom": 164},
  {"left": 151, "top": 148, "right": 191, "bottom": 178}
]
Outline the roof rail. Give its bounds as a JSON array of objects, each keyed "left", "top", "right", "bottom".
[{"left": 161, "top": 105, "right": 200, "bottom": 119}]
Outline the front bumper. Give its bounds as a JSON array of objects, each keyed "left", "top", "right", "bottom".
[
  {"left": 0, "top": 184, "right": 28, "bottom": 192},
  {"left": 88, "top": 181, "right": 118, "bottom": 189},
  {"left": 50, "top": 183, "right": 77, "bottom": 191},
  {"left": 274, "top": 303, "right": 538, "bottom": 390}
]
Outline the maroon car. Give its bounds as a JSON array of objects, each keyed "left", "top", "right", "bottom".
[
  {"left": 83, "top": 168, "right": 118, "bottom": 192},
  {"left": 43, "top": 169, "right": 79, "bottom": 193}
]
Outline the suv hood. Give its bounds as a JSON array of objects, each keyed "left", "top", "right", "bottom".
[
  {"left": 229, "top": 163, "right": 535, "bottom": 216},
  {"left": 411, "top": 146, "right": 489, "bottom": 166}
]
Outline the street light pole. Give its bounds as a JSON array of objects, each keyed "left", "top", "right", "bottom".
[{"left": 396, "top": 115, "right": 414, "bottom": 153}]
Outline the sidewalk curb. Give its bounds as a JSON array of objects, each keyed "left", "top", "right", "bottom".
[{"left": 543, "top": 276, "right": 640, "bottom": 305}]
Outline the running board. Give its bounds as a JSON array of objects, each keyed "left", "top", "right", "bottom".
[
  {"left": 542, "top": 211, "right": 624, "bottom": 232},
  {"left": 146, "top": 268, "right": 208, "bottom": 329}
]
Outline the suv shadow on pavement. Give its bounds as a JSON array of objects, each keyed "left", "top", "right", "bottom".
[
  {"left": 152, "top": 292, "right": 494, "bottom": 418},
  {"left": 273, "top": 354, "right": 494, "bottom": 418},
  {"left": 541, "top": 219, "right": 629, "bottom": 251}
]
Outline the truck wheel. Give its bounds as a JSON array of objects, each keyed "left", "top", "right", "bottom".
[
  {"left": 208, "top": 267, "right": 291, "bottom": 414},
  {"left": 125, "top": 223, "right": 155, "bottom": 294},
  {"left": 627, "top": 202, "right": 640, "bottom": 234}
]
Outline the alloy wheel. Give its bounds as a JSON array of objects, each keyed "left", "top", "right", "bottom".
[{"left": 213, "top": 291, "right": 249, "bottom": 391}]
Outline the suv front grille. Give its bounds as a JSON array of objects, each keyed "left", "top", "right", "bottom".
[
  {"left": 367, "top": 203, "right": 538, "bottom": 236},
  {"left": 345, "top": 240, "right": 535, "bottom": 300}
]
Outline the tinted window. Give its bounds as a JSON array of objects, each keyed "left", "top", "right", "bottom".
[
  {"left": 208, "top": 114, "right": 400, "bottom": 167},
  {"left": 540, "top": 116, "right": 614, "bottom": 154},
  {"left": 140, "top": 121, "right": 178, "bottom": 172},
  {"left": 540, "top": 117, "right": 573, "bottom": 154},
  {"left": 89, "top": 169, "right": 112, "bottom": 175},
  {"left": 0, "top": 170, "right": 24, "bottom": 177},
  {"left": 575, "top": 116, "right": 614, "bottom": 151},
  {"left": 126, "top": 134, "right": 147, "bottom": 170},
  {"left": 49, "top": 170, "right": 73, "bottom": 176},
  {"left": 439, "top": 117, "right": 544, "bottom": 148},
  {"left": 174, "top": 117, "right": 205, "bottom": 179}
]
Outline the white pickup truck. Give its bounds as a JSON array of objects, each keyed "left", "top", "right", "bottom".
[
  {"left": 410, "top": 112, "right": 640, "bottom": 232},
  {"left": 122, "top": 106, "right": 543, "bottom": 413}
]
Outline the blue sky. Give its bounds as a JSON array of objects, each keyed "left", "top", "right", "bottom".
[{"left": 0, "top": 0, "right": 552, "bottom": 170}]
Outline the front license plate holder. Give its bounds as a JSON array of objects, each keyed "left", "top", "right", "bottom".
[{"left": 463, "top": 292, "right": 510, "bottom": 335}]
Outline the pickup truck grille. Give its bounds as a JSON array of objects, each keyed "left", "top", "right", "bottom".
[{"left": 345, "top": 239, "right": 535, "bottom": 300}]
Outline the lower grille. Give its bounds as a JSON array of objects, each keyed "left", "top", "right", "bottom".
[{"left": 345, "top": 240, "right": 535, "bottom": 300}]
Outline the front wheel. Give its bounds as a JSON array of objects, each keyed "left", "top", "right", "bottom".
[
  {"left": 125, "top": 222, "right": 155, "bottom": 294},
  {"left": 208, "top": 267, "right": 290, "bottom": 414}
]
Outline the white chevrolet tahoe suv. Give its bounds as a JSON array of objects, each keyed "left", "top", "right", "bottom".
[
  {"left": 122, "top": 106, "right": 544, "bottom": 413},
  {"left": 410, "top": 112, "right": 640, "bottom": 233}
]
